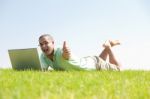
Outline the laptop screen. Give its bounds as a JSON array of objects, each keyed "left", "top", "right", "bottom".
[{"left": 8, "top": 48, "right": 42, "bottom": 70}]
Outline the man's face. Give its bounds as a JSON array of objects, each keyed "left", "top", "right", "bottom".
[{"left": 39, "top": 36, "right": 54, "bottom": 56}]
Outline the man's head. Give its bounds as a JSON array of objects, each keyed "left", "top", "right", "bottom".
[{"left": 39, "top": 34, "right": 54, "bottom": 56}]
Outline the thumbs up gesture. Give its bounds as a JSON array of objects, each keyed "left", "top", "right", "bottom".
[{"left": 62, "top": 41, "right": 71, "bottom": 60}]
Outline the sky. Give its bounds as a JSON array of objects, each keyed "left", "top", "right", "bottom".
[{"left": 0, "top": 0, "right": 150, "bottom": 70}]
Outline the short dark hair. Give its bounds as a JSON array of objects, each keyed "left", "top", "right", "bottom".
[{"left": 39, "top": 34, "right": 54, "bottom": 41}]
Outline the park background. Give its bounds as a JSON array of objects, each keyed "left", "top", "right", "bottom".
[{"left": 0, "top": 0, "right": 150, "bottom": 70}]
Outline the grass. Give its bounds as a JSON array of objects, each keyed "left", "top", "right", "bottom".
[{"left": 0, "top": 69, "right": 150, "bottom": 99}]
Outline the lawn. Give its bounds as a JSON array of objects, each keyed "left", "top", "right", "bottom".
[{"left": 0, "top": 69, "right": 149, "bottom": 99}]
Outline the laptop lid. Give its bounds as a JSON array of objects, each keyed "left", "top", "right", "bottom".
[{"left": 8, "top": 48, "right": 42, "bottom": 70}]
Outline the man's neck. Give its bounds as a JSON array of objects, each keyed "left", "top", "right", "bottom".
[{"left": 47, "top": 51, "right": 54, "bottom": 61}]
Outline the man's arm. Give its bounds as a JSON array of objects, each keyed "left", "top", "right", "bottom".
[{"left": 62, "top": 41, "right": 71, "bottom": 60}]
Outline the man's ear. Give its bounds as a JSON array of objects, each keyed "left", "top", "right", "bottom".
[{"left": 52, "top": 41, "right": 54, "bottom": 44}]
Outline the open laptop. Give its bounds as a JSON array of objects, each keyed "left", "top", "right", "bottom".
[{"left": 8, "top": 48, "right": 42, "bottom": 70}]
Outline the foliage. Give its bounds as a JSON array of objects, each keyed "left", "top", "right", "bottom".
[{"left": 0, "top": 69, "right": 149, "bottom": 99}]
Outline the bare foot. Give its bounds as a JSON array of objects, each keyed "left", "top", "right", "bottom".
[
  {"left": 109, "top": 40, "right": 120, "bottom": 47},
  {"left": 103, "top": 40, "right": 111, "bottom": 48}
]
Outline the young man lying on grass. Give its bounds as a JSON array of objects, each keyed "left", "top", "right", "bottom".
[{"left": 39, "top": 34, "right": 121, "bottom": 71}]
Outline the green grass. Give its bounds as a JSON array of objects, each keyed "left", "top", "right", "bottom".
[{"left": 0, "top": 69, "right": 150, "bottom": 99}]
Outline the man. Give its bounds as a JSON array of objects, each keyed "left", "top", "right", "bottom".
[{"left": 39, "top": 34, "right": 121, "bottom": 71}]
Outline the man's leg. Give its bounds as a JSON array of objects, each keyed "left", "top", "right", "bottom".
[
  {"left": 99, "top": 48, "right": 108, "bottom": 61},
  {"left": 107, "top": 47, "right": 121, "bottom": 67},
  {"left": 99, "top": 40, "right": 121, "bottom": 68},
  {"left": 99, "top": 40, "right": 111, "bottom": 61}
]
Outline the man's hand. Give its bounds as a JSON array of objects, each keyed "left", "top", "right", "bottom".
[{"left": 62, "top": 41, "right": 71, "bottom": 60}]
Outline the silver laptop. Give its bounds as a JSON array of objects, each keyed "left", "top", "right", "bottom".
[{"left": 8, "top": 48, "right": 42, "bottom": 70}]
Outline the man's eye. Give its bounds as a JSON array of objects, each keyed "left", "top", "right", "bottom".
[
  {"left": 39, "top": 43, "right": 43, "bottom": 46},
  {"left": 45, "top": 42, "right": 48, "bottom": 45},
  {"left": 39, "top": 41, "right": 50, "bottom": 46}
]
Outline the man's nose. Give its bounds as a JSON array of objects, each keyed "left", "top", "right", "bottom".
[{"left": 41, "top": 44, "right": 47, "bottom": 48}]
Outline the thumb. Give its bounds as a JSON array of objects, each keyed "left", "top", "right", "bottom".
[{"left": 63, "top": 41, "right": 67, "bottom": 48}]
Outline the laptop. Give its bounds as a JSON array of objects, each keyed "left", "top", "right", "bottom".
[{"left": 8, "top": 48, "right": 42, "bottom": 70}]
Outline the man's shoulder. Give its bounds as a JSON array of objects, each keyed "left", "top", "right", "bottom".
[
  {"left": 54, "top": 47, "right": 62, "bottom": 54},
  {"left": 55, "top": 47, "right": 62, "bottom": 51},
  {"left": 39, "top": 52, "right": 47, "bottom": 61}
]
